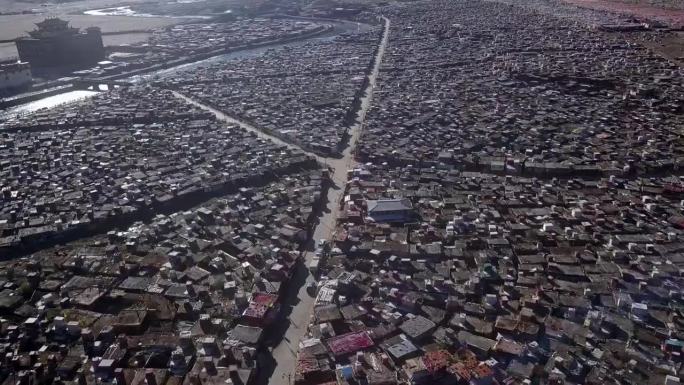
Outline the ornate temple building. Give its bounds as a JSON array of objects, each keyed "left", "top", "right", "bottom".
[{"left": 15, "top": 18, "right": 105, "bottom": 72}]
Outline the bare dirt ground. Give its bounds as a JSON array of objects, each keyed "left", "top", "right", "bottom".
[
  {"left": 0, "top": 0, "right": 213, "bottom": 42},
  {"left": 0, "top": 42, "right": 17, "bottom": 59},
  {"left": 629, "top": 30, "right": 684, "bottom": 64},
  {"left": 598, "top": 0, "right": 684, "bottom": 10},
  {"left": 0, "top": 0, "right": 153, "bottom": 14},
  {"left": 0, "top": 14, "right": 178, "bottom": 41},
  {"left": 0, "top": 0, "right": 248, "bottom": 60},
  {"left": 101, "top": 32, "right": 152, "bottom": 46},
  {"left": 562, "top": 0, "right": 684, "bottom": 27},
  {"left": 0, "top": 0, "right": 189, "bottom": 59},
  {"left": 0, "top": 25, "right": 154, "bottom": 60}
]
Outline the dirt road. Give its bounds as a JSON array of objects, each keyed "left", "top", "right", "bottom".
[{"left": 171, "top": 16, "right": 391, "bottom": 385}]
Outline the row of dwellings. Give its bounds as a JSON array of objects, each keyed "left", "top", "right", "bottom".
[
  {"left": 295, "top": 161, "right": 684, "bottom": 385},
  {"left": 0, "top": 170, "right": 325, "bottom": 385},
  {"left": 164, "top": 23, "right": 383, "bottom": 156},
  {"left": 0, "top": 87, "right": 317, "bottom": 257}
]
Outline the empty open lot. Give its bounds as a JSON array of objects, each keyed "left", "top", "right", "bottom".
[
  {"left": 0, "top": 14, "right": 179, "bottom": 41},
  {"left": 562, "top": 0, "right": 684, "bottom": 27}
]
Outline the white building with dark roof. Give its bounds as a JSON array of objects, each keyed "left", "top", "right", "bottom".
[{"left": 366, "top": 198, "right": 414, "bottom": 223}]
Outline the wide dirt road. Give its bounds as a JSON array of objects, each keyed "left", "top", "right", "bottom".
[{"left": 172, "top": 16, "right": 391, "bottom": 385}]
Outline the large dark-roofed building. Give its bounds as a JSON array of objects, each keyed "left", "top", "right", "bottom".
[{"left": 15, "top": 18, "right": 105, "bottom": 73}]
